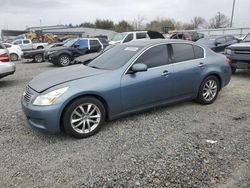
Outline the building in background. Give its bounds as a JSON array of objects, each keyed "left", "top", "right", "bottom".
[{"left": 1, "top": 25, "right": 117, "bottom": 42}]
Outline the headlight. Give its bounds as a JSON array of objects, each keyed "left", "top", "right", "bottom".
[
  {"left": 225, "top": 49, "right": 231, "bottom": 55},
  {"left": 33, "top": 87, "right": 69, "bottom": 106}
]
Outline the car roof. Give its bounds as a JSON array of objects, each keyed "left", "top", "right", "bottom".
[
  {"left": 121, "top": 39, "right": 193, "bottom": 47},
  {"left": 204, "top": 35, "right": 234, "bottom": 39}
]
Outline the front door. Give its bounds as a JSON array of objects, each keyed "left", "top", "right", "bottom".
[{"left": 121, "top": 44, "right": 173, "bottom": 111}]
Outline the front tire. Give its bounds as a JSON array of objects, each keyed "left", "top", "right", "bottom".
[
  {"left": 196, "top": 76, "right": 220, "bottom": 105},
  {"left": 58, "top": 54, "right": 71, "bottom": 67},
  {"left": 62, "top": 97, "right": 106, "bottom": 138}
]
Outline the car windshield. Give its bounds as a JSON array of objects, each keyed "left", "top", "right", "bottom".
[
  {"left": 111, "top": 33, "right": 127, "bottom": 42},
  {"left": 63, "top": 39, "right": 78, "bottom": 47},
  {"left": 243, "top": 33, "right": 250, "bottom": 42},
  {"left": 88, "top": 45, "right": 141, "bottom": 70},
  {"left": 197, "top": 38, "right": 215, "bottom": 45}
]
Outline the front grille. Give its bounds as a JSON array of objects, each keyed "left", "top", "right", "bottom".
[
  {"left": 23, "top": 87, "right": 34, "bottom": 103},
  {"left": 235, "top": 50, "right": 250, "bottom": 54}
]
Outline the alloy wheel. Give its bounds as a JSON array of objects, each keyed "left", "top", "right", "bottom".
[
  {"left": 60, "top": 56, "right": 70, "bottom": 66},
  {"left": 202, "top": 80, "right": 218, "bottom": 102},
  {"left": 70, "top": 103, "right": 101, "bottom": 134}
]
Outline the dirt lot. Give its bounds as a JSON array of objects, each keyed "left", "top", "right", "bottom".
[{"left": 0, "top": 61, "right": 249, "bottom": 188}]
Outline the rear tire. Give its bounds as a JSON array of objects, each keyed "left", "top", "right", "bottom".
[
  {"left": 58, "top": 54, "right": 71, "bottom": 67},
  {"left": 63, "top": 97, "right": 106, "bottom": 138},
  {"left": 10, "top": 53, "right": 18, "bottom": 61},
  {"left": 34, "top": 54, "right": 44, "bottom": 63},
  {"left": 196, "top": 76, "right": 220, "bottom": 105}
]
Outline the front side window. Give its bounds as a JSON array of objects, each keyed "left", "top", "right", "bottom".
[
  {"left": 123, "top": 33, "right": 134, "bottom": 43},
  {"left": 14, "top": 40, "right": 22, "bottom": 45},
  {"left": 23, "top": 40, "right": 30, "bottom": 44},
  {"left": 135, "top": 45, "right": 169, "bottom": 68},
  {"left": 76, "top": 39, "right": 88, "bottom": 49},
  {"left": 171, "top": 43, "right": 195, "bottom": 63}
]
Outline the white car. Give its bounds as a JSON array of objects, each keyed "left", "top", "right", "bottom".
[
  {"left": 109, "top": 31, "right": 165, "bottom": 45},
  {"left": 3, "top": 43, "right": 23, "bottom": 61},
  {"left": 0, "top": 42, "right": 16, "bottom": 79},
  {"left": 12, "top": 39, "right": 48, "bottom": 51}
]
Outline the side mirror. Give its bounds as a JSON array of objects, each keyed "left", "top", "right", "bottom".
[
  {"left": 131, "top": 63, "right": 148, "bottom": 73},
  {"left": 74, "top": 44, "right": 80, "bottom": 48}
]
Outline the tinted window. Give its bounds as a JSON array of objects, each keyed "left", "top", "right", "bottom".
[
  {"left": 90, "top": 40, "right": 101, "bottom": 47},
  {"left": 193, "top": 45, "right": 204, "bottom": 59},
  {"left": 216, "top": 37, "right": 226, "bottom": 44},
  {"left": 23, "top": 40, "right": 30, "bottom": 44},
  {"left": 123, "top": 33, "right": 134, "bottom": 43},
  {"left": 136, "top": 33, "right": 147, "bottom": 39},
  {"left": 14, "top": 40, "right": 22, "bottom": 45},
  {"left": 88, "top": 45, "right": 140, "bottom": 70},
  {"left": 135, "top": 45, "right": 168, "bottom": 68},
  {"left": 99, "top": 38, "right": 108, "bottom": 45},
  {"left": 76, "top": 39, "right": 88, "bottom": 49},
  {"left": 172, "top": 43, "right": 195, "bottom": 62}
]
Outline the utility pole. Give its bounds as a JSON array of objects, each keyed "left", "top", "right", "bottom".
[
  {"left": 230, "top": 0, "right": 236, "bottom": 27},
  {"left": 217, "top": 12, "right": 221, "bottom": 28}
]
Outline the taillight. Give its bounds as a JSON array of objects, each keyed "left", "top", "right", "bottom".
[
  {"left": 226, "top": 58, "right": 231, "bottom": 65},
  {"left": 0, "top": 53, "right": 9, "bottom": 62}
]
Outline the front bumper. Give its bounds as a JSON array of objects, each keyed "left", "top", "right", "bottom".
[
  {"left": 0, "top": 62, "right": 16, "bottom": 78},
  {"left": 21, "top": 97, "right": 62, "bottom": 134}
]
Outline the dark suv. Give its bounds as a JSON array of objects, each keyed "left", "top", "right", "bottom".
[
  {"left": 170, "top": 32, "right": 204, "bottom": 41},
  {"left": 197, "top": 35, "right": 239, "bottom": 53},
  {"left": 225, "top": 33, "right": 250, "bottom": 73},
  {"left": 45, "top": 38, "right": 108, "bottom": 66}
]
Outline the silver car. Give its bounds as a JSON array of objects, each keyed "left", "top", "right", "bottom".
[{"left": 0, "top": 42, "right": 16, "bottom": 78}]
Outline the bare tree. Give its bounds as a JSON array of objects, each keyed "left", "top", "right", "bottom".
[
  {"left": 209, "top": 12, "right": 230, "bottom": 28},
  {"left": 132, "top": 16, "right": 146, "bottom": 30},
  {"left": 191, "top": 16, "right": 206, "bottom": 29}
]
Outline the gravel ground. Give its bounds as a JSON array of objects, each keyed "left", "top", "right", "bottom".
[{"left": 0, "top": 61, "right": 249, "bottom": 188}]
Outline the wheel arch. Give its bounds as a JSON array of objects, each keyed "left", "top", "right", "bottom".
[{"left": 59, "top": 93, "right": 109, "bottom": 131}]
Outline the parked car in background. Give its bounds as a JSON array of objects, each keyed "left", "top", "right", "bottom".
[
  {"left": 169, "top": 32, "right": 204, "bottom": 41},
  {"left": 22, "top": 41, "right": 67, "bottom": 63},
  {"left": 109, "top": 30, "right": 165, "bottom": 45},
  {"left": 3, "top": 43, "right": 23, "bottom": 61},
  {"left": 196, "top": 35, "right": 239, "bottom": 53},
  {"left": 44, "top": 38, "right": 109, "bottom": 66},
  {"left": 12, "top": 39, "right": 48, "bottom": 51},
  {"left": 225, "top": 32, "right": 250, "bottom": 74},
  {"left": 0, "top": 42, "right": 15, "bottom": 79},
  {"left": 22, "top": 39, "right": 231, "bottom": 138}
]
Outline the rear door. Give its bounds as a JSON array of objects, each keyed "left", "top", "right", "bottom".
[
  {"left": 169, "top": 43, "right": 205, "bottom": 99},
  {"left": 121, "top": 44, "right": 173, "bottom": 110}
]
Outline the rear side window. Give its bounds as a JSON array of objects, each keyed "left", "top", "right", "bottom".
[
  {"left": 136, "top": 33, "right": 147, "bottom": 39},
  {"left": 135, "top": 45, "right": 168, "bottom": 68},
  {"left": 193, "top": 45, "right": 204, "bottom": 59},
  {"left": 171, "top": 43, "right": 195, "bottom": 62},
  {"left": 90, "top": 40, "right": 101, "bottom": 47},
  {"left": 14, "top": 40, "right": 22, "bottom": 45}
]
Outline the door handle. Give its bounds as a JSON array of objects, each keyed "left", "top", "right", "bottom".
[
  {"left": 198, "top": 62, "right": 205, "bottom": 67},
  {"left": 161, "top": 70, "right": 169, "bottom": 76}
]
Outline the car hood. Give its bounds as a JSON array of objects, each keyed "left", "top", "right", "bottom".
[
  {"left": 29, "top": 65, "right": 108, "bottom": 93},
  {"left": 227, "top": 42, "right": 250, "bottom": 50}
]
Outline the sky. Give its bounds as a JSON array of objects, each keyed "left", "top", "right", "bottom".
[{"left": 0, "top": 0, "right": 249, "bottom": 30}]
